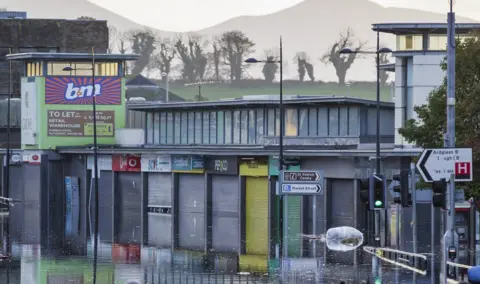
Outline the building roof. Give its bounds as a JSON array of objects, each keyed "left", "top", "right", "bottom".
[
  {"left": 372, "top": 23, "right": 480, "bottom": 35},
  {"left": 6, "top": 52, "right": 139, "bottom": 61},
  {"left": 127, "top": 95, "right": 393, "bottom": 111},
  {"left": 126, "top": 75, "right": 159, "bottom": 88}
]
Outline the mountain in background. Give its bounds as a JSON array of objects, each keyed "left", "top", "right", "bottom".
[{"left": 2, "top": 0, "right": 476, "bottom": 81}]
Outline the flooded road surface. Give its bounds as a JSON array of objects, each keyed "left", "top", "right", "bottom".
[{"left": 0, "top": 215, "right": 434, "bottom": 283}]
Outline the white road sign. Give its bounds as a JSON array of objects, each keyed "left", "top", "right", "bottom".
[
  {"left": 282, "top": 184, "right": 323, "bottom": 195},
  {"left": 416, "top": 148, "right": 473, "bottom": 182}
]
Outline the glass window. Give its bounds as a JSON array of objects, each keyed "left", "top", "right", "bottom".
[
  {"left": 256, "top": 109, "right": 264, "bottom": 142},
  {"left": 396, "top": 35, "right": 423, "bottom": 51},
  {"left": 203, "top": 112, "right": 210, "bottom": 144},
  {"left": 240, "top": 110, "right": 248, "bottom": 144},
  {"left": 210, "top": 112, "right": 217, "bottom": 144},
  {"left": 187, "top": 112, "right": 195, "bottom": 144},
  {"left": 153, "top": 113, "right": 160, "bottom": 144},
  {"left": 348, "top": 107, "right": 359, "bottom": 136},
  {"left": 174, "top": 113, "right": 181, "bottom": 143},
  {"left": 225, "top": 111, "right": 232, "bottom": 144},
  {"left": 299, "top": 108, "right": 308, "bottom": 136},
  {"left": 217, "top": 111, "right": 224, "bottom": 144},
  {"left": 329, "top": 108, "right": 339, "bottom": 136},
  {"left": 160, "top": 113, "right": 167, "bottom": 144},
  {"left": 318, "top": 107, "right": 328, "bottom": 136},
  {"left": 429, "top": 35, "right": 447, "bottom": 50},
  {"left": 181, "top": 112, "right": 188, "bottom": 144},
  {"left": 248, "top": 110, "right": 256, "bottom": 144},
  {"left": 267, "top": 109, "right": 275, "bottom": 136},
  {"left": 308, "top": 108, "right": 317, "bottom": 136},
  {"left": 195, "top": 112, "right": 202, "bottom": 144},
  {"left": 339, "top": 108, "right": 349, "bottom": 136},
  {"left": 47, "top": 61, "right": 118, "bottom": 76},
  {"left": 285, "top": 109, "right": 298, "bottom": 136},
  {"left": 233, "top": 110, "right": 240, "bottom": 144},
  {"left": 166, "top": 113, "right": 174, "bottom": 144},
  {"left": 146, "top": 112, "right": 153, "bottom": 144}
]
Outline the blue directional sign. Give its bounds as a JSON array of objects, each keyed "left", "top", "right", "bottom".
[{"left": 279, "top": 170, "right": 324, "bottom": 195}]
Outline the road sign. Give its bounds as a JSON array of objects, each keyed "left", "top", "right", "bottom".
[
  {"left": 279, "top": 170, "right": 324, "bottom": 195},
  {"left": 281, "top": 184, "right": 323, "bottom": 195},
  {"left": 416, "top": 148, "right": 473, "bottom": 182}
]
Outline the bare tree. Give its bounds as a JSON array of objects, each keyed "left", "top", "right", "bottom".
[
  {"left": 294, "top": 52, "right": 314, "bottom": 82},
  {"left": 151, "top": 38, "right": 176, "bottom": 81},
  {"left": 128, "top": 29, "right": 156, "bottom": 75},
  {"left": 107, "top": 26, "right": 118, "bottom": 54},
  {"left": 219, "top": 30, "right": 255, "bottom": 82},
  {"left": 175, "top": 34, "right": 208, "bottom": 82},
  {"left": 262, "top": 48, "right": 279, "bottom": 82},
  {"left": 320, "top": 28, "right": 365, "bottom": 85},
  {"left": 210, "top": 36, "right": 222, "bottom": 81},
  {"left": 377, "top": 45, "right": 390, "bottom": 86}
]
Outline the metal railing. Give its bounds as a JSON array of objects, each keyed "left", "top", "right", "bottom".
[{"left": 363, "top": 246, "right": 428, "bottom": 276}]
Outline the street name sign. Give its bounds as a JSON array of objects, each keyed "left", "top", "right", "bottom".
[
  {"left": 279, "top": 170, "right": 324, "bottom": 195},
  {"left": 416, "top": 148, "right": 473, "bottom": 182}
]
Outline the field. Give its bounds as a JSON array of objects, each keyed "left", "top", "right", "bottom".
[{"left": 161, "top": 81, "right": 393, "bottom": 102}]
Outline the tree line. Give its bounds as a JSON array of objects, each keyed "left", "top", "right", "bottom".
[{"left": 106, "top": 24, "right": 390, "bottom": 86}]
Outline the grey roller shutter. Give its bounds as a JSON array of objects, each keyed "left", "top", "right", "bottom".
[
  {"left": 118, "top": 173, "right": 142, "bottom": 244},
  {"left": 211, "top": 175, "right": 239, "bottom": 253},
  {"left": 96, "top": 171, "right": 113, "bottom": 243},
  {"left": 147, "top": 173, "right": 172, "bottom": 247},
  {"left": 178, "top": 174, "right": 205, "bottom": 250}
]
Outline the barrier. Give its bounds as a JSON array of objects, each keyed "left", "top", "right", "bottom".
[
  {"left": 446, "top": 261, "right": 473, "bottom": 283},
  {"left": 363, "top": 246, "right": 428, "bottom": 276}
]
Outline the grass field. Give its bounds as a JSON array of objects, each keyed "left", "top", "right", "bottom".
[{"left": 163, "top": 81, "right": 393, "bottom": 102}]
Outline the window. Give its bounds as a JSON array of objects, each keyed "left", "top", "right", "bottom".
[
  {"left": 240, "top": 110, "right": 248, "bottom": 144},
  {"left": 47, "top": 61, "right": 119, "bottom": 76},
  {"left": 181, "top": 112, "right": 188, "bottom": 144},
  {"left": 233, "top": 110, "right": 240, "bottom": 144},
  {"left": 187, "top": 112, "right": 195, "bottom": 144},
  {"left": 174, "top": 113, "right": 181, "bottom": 144},
  {"left": 329, "top": 108, "right": 339, "bottom": 136},
  {"left": 225, "top": 111, "right": 232, "bottom": 144},
  {"left": 256, "top": 109, "right": 264, "bottom": 142},
  {"left": 217, "top": 111, "right": 225, "bottom": 144},
  {"left": 146, "top": 112, "right": 153, "bottom": 144},
  {"left": 299, "top": 108, "right": 308, "bottom": 136},
  {"left": 396, "top": 35, "right": 423, "bottom": 51},
  {"left": 203, "top": 112, "right": 210, "bottom": 144},
  {"left": 275, "top": 109, "right": 280, "bottom": 135},
  {"left": 153, "top": 112, "right": 160, "bottom": 144},
  {"left": 194, "top": 112, "right": 202, "bottom": 144},
  {"left": 26, "top": 62, "right": 43, "bottom": 76},
  {"left": 267, "top": 109, "right": 275, "bottom": 136},
  {"left": 308, "top": 108, "right": 317, "bottom": 136},
  {"left": 248, "top": 110, "right": 256, "bottom": 144},
  {"left": 285, "top": 109, "right": 298, "bottom": 136},
  {"left": 348, "top": 107, "right": 359, "bottom": 136},
  {"left": 318, "top": 107, "right": 328, "bottom": 136},
  {"left": 210, "top": 112, "right": 217, "bottom": 144},
  {"left": 428, "top": 35, "right": 448, "bottom": 50},
  {"left": 160, "top": 113, "right": 167, "bottom": 144},
  {"left": 339, "top": 108, "right": 349, "bottom": 136},
  {"left": 166, "top": 113, "right": 174, "bottom": 144}
]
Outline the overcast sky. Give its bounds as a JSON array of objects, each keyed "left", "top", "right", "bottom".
[{"left": 91, "top": 0, "right": 479, "bottom": 31}]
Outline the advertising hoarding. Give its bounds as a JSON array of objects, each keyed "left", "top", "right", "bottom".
[{"left": 47, "top": 109, "right": 115, "bottom": 137}]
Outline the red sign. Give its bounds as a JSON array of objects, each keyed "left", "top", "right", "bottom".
[
  {"left": 112, "top": 155, "right": 141, "bottom": 172},
  {"left": 112, "top": 243, "right": 141, "bottom": 264},
  {"left": 455, "top": 162, "right": 471, "bottom": 180}
]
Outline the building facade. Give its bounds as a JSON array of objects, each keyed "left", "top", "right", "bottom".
[{"left": 373, "top": 23, "right": 480, "bottom": 149}]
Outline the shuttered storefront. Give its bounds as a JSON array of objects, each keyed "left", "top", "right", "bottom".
[
  {"left": 212, "top": 175, "right": 239, "bottom": 252},
  {"left": 118, "top": 172, "right": 142, "bottom": 244},
  {"left": 245, "top": 177, "right": 268, "bottom": 255},
  {"left": 178, "top": 174, "right": 205, "bottom": 250},
  {"left": 147, "top": 173, "right": 172, "bottom": 247},
  {"left": 97, "top": 171, "right": 113, "bottom": 243},
  {"left": 329, "top": 179, "right": 354, "bottom": 264},
  {"left": 286, "top": 196, "right": 302, "bottom": 256}
]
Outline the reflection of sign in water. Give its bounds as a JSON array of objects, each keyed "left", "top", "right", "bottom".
[
  {"left": 45, "top": 77, "right": 121, "bottom": 105},
  {"left": 47, "top": 110, "right": 115, "bottom": 137}
]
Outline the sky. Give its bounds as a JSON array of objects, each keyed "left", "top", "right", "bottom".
[{"left": 91, "top": 0, "right": 479, "bottom": 32}]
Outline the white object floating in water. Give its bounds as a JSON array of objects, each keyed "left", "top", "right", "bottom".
[{"left": 300, "top": 226, "right": 364, "bottom": 252}]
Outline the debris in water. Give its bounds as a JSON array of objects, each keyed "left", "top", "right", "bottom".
[{"left": 300, "top": 226, "right": 364, "bottom": 252}]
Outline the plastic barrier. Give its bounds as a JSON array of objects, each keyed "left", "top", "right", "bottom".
[{"left": 363, "top": 246, "right": 428, "bottom": 276}]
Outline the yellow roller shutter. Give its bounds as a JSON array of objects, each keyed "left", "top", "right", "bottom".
[{"left": 245, "top": 176, "right": 268, "bottom": 255}]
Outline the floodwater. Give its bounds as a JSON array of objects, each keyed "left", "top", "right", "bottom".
[{"left": 0, "top": 214, "right": 434, "bottom": 284}]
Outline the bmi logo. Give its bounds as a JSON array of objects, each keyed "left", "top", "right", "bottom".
[
  {"left": 65, "top": 83, "right": 101, "bottom": 100},
  {"left": 455, "top": 162, "right": 471, "bottom": 180}
]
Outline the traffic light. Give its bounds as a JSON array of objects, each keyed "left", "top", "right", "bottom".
[
  {"left": 432, "top": 178, "right": 447, "bottom": 208},
  {"left": 370, "top": 174, "right": 386, "bottom": 210},
  {"left": 392, "top": 171, "right": 411, "bottom": 207},
  {"left": 359, "top": 178, "right": 370, "bottom": 205}
]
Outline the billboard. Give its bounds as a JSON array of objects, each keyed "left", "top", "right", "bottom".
[
  {"left": 47, "top": 110, "right": 115, "bottom": 137},
  {"left": 45, "top": 76, "right": 121, "bottom": 105}
]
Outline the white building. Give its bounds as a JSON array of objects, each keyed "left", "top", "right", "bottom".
[{"left": 374, "top": 23, "right": 480, "bottom": 149}]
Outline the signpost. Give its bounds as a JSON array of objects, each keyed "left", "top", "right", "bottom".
[
  {"left": 416, "top": 148, "right": 473, "bottom": 182},
  {"left": 279, "top": 170, "right": 324, "bottom": 195}
]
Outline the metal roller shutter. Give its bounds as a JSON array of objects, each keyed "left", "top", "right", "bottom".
[
  {"left": 245, "top": 177, "right": 268, "bottom": 255},
  {"left": 118, "top": 173, "right": 142, "bottom": 244},
  {"left": 211, "top": 175, "right": 239, "bottom": 252},
  {"left": 178, "top": 174, "right": 205, "bottom": 250},
  {"left": 286, "top": 196, "right": 302, "bottom": 257},
  {"left": 89, "top": 171, "right": 113, "bottom": 243},
  {"left": 329, "top": 179, "right": 354, "bottom": 264},
  {"left": 147, "top": 173, "right": 172, "bottom": 247}
]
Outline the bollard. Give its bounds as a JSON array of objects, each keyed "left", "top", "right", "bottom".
[{"left": 468, "top": 266, "right": 480, "bottom": 283}]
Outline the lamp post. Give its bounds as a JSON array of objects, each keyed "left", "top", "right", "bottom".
[
  {"left": 62, "top": 47, "right": 100, "bottom": 284},
  {"left": 161, "top": 72, "right": 169, "bottom": 102}
]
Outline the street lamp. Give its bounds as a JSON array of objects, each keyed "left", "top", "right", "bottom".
[
  {"left": 245, "top": 36, "right": 284, "bottom": 171},
  {"left": 62, "top": 47, "right": 100, "bottom": 284}
]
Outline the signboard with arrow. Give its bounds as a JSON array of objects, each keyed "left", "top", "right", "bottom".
[
  {"left": 416, "top": 148, "right": 473, "bottom": 182},
  {"left": 279, "top": 170, "right": 324, "bottom": 195}
]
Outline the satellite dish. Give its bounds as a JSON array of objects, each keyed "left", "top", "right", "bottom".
[{"left": 301, "top": 226, "right": 364, "bottom": 252}]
